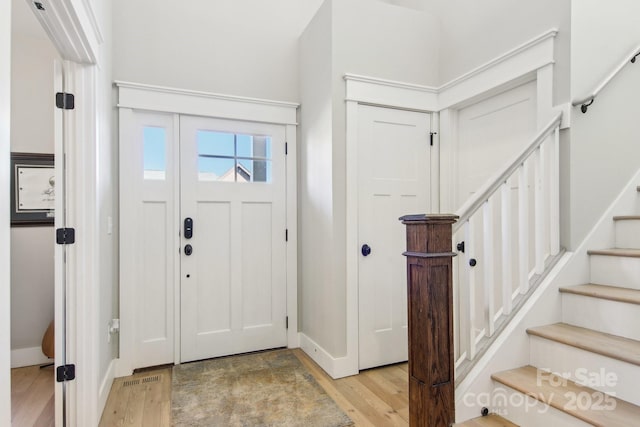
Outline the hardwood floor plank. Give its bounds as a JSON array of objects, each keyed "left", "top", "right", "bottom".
[
  {"left": 141, "top": 371, "right": 171, "bottom": 427},
  {"left": 358, "top": 370, "right": 408, "bottom": 420},
  {"left": 32, "top": 395, "right": 55, "bottom": 427},
  {"left": 99, "top": 378, "right": 132, "bottom": 427},
  {"left": 11, "top": 366, "right": 54, "bottom": 427}
]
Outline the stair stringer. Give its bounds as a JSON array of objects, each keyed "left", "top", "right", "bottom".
[{"left": 454, "top": 166, "right": 640, "bottom": 423}]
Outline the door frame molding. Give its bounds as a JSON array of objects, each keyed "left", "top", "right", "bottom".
[
  {"left": 0, "top": 1, "right": 10, "bottom": 423},
  {"left": 115, "top": 82, "right": 300, "bottom": 376},
  {"left": 340, "top": 83, "right": 437, "bottom": 379}
]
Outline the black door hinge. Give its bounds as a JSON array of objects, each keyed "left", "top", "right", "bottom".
[
  {"left": 55, "top": 92, "right": 75, "bottom": 110},
  {"left": 430, "top": 131, "right": 438, "bottom": 146},
  {"left": 56, "top": 364, "right": 76, "bottom": 382},
  {"left": 285, "top": 142, "right": 288, "bottom": 155},
  {"left": 285, "top": 229, "right": 288, "bottom": 242},
  {"left": 56, "top": 228, "right": 76, "bottom": 245},
  {"left": 286, "top": 316, "right": 289, "bottom": 329}
]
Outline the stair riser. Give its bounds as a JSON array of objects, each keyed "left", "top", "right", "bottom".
[
  {"left": 590, "top": 255, "right": 640, "bottom": 290},
  {"left": 561, "top": 294, "right": 640, "bottom": 341},
  {"left": 530, "top": 336, "right": 640, "bottom": 406},
  {"left": 487, "top": 383, "right": 592, "bottom": 427},
  {"left": 615, "top": 220, "right": 640, "bottom": 249}
]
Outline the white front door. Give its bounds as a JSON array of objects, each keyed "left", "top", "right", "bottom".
[
  {"left": 179, "top": 116, "right": 287, "bottom": 362},
  {"left": 120, "top": 111, "right": 288, "bottom": 370},
  {"left": 357, "top": 105, "right": 431, "bottom": 370}
]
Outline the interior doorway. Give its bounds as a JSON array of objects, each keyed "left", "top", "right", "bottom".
[{"left": 9, "top": 0, "right": 63, "bottom": 424}]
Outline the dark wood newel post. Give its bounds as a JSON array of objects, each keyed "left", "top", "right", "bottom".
[{"left": 399, "top": 214, "right": 458, "bottom": 427}]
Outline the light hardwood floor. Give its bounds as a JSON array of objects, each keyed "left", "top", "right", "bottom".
[
  {"left": 99, "top": 348, "right": 410, "bottom": 426},
  {"left": 11, "top": 365, "right": 55, "bottom": 427}
]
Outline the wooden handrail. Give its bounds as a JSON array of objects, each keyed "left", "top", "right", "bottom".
[{"left": 453, "top": 112, "right": 563, "bottom": 233}]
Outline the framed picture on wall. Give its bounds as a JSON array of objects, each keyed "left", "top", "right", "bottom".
[{"left": 10, "top": 152, "right": 55, "bottom": 226}]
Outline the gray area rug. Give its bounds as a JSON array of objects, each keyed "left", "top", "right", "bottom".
[{"left": 171, "top": 349, "right": 354, "bottom": 426}]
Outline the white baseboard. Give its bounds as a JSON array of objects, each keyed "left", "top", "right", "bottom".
[
  {"left": 299, "top": 333, "right": 358, "bottom": 379},
  {"left": 98, "top": 358, "right": 117, "bottom": 419},
  {"left": 11, "top": 346, "right": 51, "bottom": 368}
]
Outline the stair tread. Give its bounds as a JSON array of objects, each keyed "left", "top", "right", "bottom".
[
  {"left": 587, "top": 248, "right": 640, "bottom": 258},
  {"left": 613, "top": 215, "right": 640, "bottom": 221},
  {"left": 559, "top": 284, "right": 640, "bottom": 305},
  {"left": 527, "top": 323, "right": 640, "bottom": 366},
  {"left": 454, "top": 414, "right": 518, "bottom": 426},
  {"left": 492, "top": 365, "right": 640, "bottom": 427}
]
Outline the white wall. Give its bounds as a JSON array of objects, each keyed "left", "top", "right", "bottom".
[
  {"left": 0, "top": 0, "right": 12, "bottom": 423},
  {"left": 571, "top": 0, "right": 640, "bottom": 98},
  {"left": 299, "top": 0, "right": 338, "bottom": 355},
  {"left": 566, "top": 0, "right": 640, "bottom": 249},
  {"left": 112, "top": 0, "right": 325, "bottom": 102},
  {"left": 9, "top": 3, "right": 59, "bottom": 367},
  {"left": 426, "top": 0, "right": 571, "bottom": 105}
]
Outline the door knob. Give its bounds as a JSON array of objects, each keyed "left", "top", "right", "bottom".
[
  {"left": 184, "top": 244, "right": 193, "bottom": 256},
  {"left": 361, "top": 244, "right": 371, "bottom": 257}
]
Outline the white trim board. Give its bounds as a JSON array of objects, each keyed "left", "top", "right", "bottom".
[
  {"left": 115, "top": 81, "right": 299, "bottom": 126},
  {"left": 344, "top": 28, "right": 558, "bottom": 112},
  {"left": 0, "top": 0, "right": 11, "bottom": 424},
  {"left": 10, "top": 347, "right": 51, "bottom": 369},
  {"left": 27, "top": 0, "right": 97, "bottom": 64},
  {"left": 98, "top": 358, "right": 117, "bottom": 419},
  {"left": 299, "top": 334, "right": 355, "bottom": 379}
]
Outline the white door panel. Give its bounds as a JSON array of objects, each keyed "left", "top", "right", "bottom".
[
  {"left": 456, "top": 81, "right": 537, "bottom": 207},
  {"left": 120, "top": 110, "right": 177, "bottom": 370},
  {"left": 358, "top": 105, "right": 431, "bottom": 370},
  {"left": 179, "top": 115, "right": 287, "bottom": 362}
]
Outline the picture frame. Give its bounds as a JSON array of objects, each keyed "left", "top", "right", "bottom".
[{"left": 10, "top": 152, "right": 55, "bottom": 226}]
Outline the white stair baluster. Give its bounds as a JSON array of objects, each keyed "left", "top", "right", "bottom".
[
  {"left": 501, "top": 182, "right": 513, "bottom": 314},
  {"left": 534, "top": 146, "right": 545, "bottom": 274},
  {"left": 549, "top": 126, "right": 560, "bottom": 255},
  {"left": 518, "top": 162, "right": 530, "bottom": 293},
  {"left": 483, "top": 199, "right": 495, "bottom": 336},
  {"left": 465, "top": 219, "right": 477, "bottom": 360}
]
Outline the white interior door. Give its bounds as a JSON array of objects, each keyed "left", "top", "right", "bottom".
[
  {"left": 357, "top": 105, "right": 431, "bottom": 370},
  {"left": 179, "top": 116, "right": 287, "bottom": 363}
]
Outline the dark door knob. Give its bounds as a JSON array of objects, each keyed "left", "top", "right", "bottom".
[
  {"left": 184, "top": 244, "right": 193, "bottom": 256},
  {"left": 361, "top": 244, "right": 371, "bottom": 257}
]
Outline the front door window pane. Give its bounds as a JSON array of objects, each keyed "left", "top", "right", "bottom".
[
  {"left": 197, "top": 130, "right": 272, "bottom": 183},
  {"left": 143, "top": 126, "right": 166, "bottom": 180}
]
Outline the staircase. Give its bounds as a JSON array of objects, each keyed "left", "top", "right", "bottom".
[{"left": 457, "top": 188, "right": 640, "bottom": 426}]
